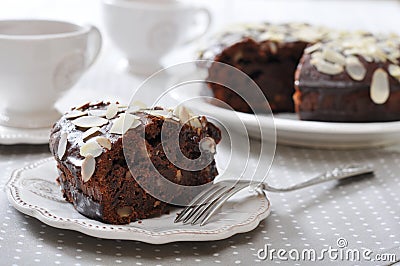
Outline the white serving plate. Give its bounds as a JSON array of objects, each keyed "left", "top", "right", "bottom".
[
  {"left": 168, "top": 83, "right": 400, "bottom": 149},
  {"left": 0, "top": 124, "right": 50, "bottom": 145},
  {"left": 5, "top": 158, "right": 271, "bottom": 244}
]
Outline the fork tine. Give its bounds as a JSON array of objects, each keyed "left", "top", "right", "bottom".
[
  {"left": 191, "top": 184, "right": 247, "bottom": 225},
  {"left": 182, "top": 185, "right": 230, "bottom": 224},
  {"left": 199, "top": 185, "right": 248, "bottom": 226},
  {"left": 174, "top": 184, "right": 221, "bottom": 223},
  {"left": 191, "top": 184, "right": 233, "bottom": 225}
]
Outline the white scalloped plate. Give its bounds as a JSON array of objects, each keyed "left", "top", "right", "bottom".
[
  {"left": 168, "top": 82, "right": 400, "bottom": 149},
  {"left": 0, "top": 125, "right": 50, "bottom": 145},
  {"left": 5, "top": 158, "right": 271, "bottom": 244}
]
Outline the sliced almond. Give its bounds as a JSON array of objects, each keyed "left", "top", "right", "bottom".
[
  {"left": 176, "top": 170, "right": 182, "bottom": 181},
  {"left": 199, "top": 137, "right": 216, "bottom": 154},
  {"left": 173, "top": 106, "right": 200, "bottom": 126},
  {"left": 130, "top": 119, "right": 141, "bottom": 129},
  {"left": 345, "top": 56, "right": 366, "bottom": 81},
  {"left": 343, "top": 48, "right": 363, "bottom": 56},
  {"left": 295, "top": 28, "right": 323, "bottom": 43},
  {"left": 131, "top": 100, "right": 147, "bottom": 109},
  {"left": 128, "top": 113, "right": 141, "bottom": 120},
  {"left": 189, "top": 117, "right": 202, "bottom": 128},
  {"left": 312, "top": 59, "right": 344, "bottom": 75},
  {"left": 57, "top": 132, "right": 68, "bottom": 160},
  {"left": 88, "top": 109, "right": 107, "bottom": 117},
  {"left": 322, "top": 48, "right": 346, "bottom": 65},
  {"left": 258, "top": 31, "right": 284, "bottom": 42},
  {"left": 388, "top": 64, "right": 400, "bottom": 78},
  {"left": 361, "top": 54, "right": 374, "bottom": 63},
  {"left": 145, "top": 109, "right": 172, "bottom": 119},
  {"left": 310, "top": 51, "right": 323, "bottom": 60},
  {"left": 173, "top": 105, "right": 192, "bottom": 124},
  {"left": 80, "top": 140, "right": 103, "bottom": 158},
  {"left": 371, "top": 48, "right": 387, "bottom": 63},
  {"left": 117, "top": 104, "right": 128, "bottom": 109},
  {"left": 106, "top": 103, "right": 119, "bottom": 119},
  {"left": 81, "top": 155, "right": 95, "bottom": 183},
  {"left": 95, "top": 136, "right": 112, "bottom": 150},
  {"left": 387, "top": 56, "right": 399, "bottom": 65},
  {"left": 268, "top": 42, "right": 278, "bottom": 54},
  {"left": 388, "top": 50, "right": 400, "bottom": 64},
  {"left": 82, "top": 127, "right": 100, "bottom": 141},
  {"left": 243, "top": 22, "right": 266, "bottom": 31},
  {"left": 71, "top": 116, "right": 108, "bottom": 128},
  {"left": 125, "top": 106, "right": 140, "bottom": 114},
  {"left": 370, "top": 68, "right": 390, "bottom": 104},
  {"left": 304, "top": 42, "right": 322, "bottom": 54},
  {"left": 117, "top": 104, "right": 129, "bottom": 112},
  {"left": 171, "top": 116, "right": 180, "bottom": 122},
  {"left": 110, "top": 113, "right": 141, "bottom": 135},
  {"left": 65, "top": 110, "right": 88, "bottom": 119}
]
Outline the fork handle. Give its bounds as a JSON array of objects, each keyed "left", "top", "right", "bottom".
[{"left": 260, "top": 164, "right": 374, "bottom": 192}]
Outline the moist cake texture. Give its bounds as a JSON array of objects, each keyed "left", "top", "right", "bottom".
[{"left": 198, "top": 22, "right": 331, "bottom": 113}]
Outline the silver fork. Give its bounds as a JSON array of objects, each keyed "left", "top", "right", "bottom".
[{"left": 174, "top": 164, "right": 374, "bottom": 226}]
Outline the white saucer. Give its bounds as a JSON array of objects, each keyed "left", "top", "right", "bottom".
[
  {"left": 5, "top": 158, "right": 271, "bottom": 244},
  {"left": 0, "top": 88, "right": 123, "bottom": 146},
  {"left": 0, "top": 124, "right": 50, "bottom": 145}
]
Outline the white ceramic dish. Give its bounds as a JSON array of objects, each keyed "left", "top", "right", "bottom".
[
  {"left": 5, "top": 158, "right": 271, "bottom": 244},
  {"left": 0, "top": 88, "right": 126, "bottom": 145},
  {"left": 0, "top": 19, "right": 101, "bottom": 128},
  {"left": 0, "top": 124, "right": 50, "bottom": 145},
  {"left": 102, "top": 0, "right": 211, "bottom": 75},
  {"left": 168, "top": 83, "right": 400, "bottom": 149}
]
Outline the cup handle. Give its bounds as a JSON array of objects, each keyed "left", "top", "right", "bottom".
[
  {"left": 86, "top": 25, "right": 102, "bottom": 68},
  {"left": 182, "top": 7, "right": 212, "bottom": 45}
]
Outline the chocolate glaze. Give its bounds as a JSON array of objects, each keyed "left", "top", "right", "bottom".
[
  {"left": 297, "top": 54, "right": 400, "bottom": 89},
  {"left": 294, "top": 52, "right": 400, "bottom": 122}
]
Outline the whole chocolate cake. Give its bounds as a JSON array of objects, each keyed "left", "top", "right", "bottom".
[
  {"left": 294, "top": 33, "right": 400, "bottom": 122},
  {"left": 49, "top": 102, "right": 221, "bottom": 224},
  {"left": 198, "top": 22, "right": 330, "bottom": 113},
  {"left": 199, "top": 22, "right": 400, "bottom": 122}
]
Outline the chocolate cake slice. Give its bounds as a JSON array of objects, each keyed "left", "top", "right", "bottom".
[
  {"left": 294, "top": 33, "right": 400, "bottom": 122},
  {"left": 49, "top": 102, "right": 221, "bottom": 224},
  {"left": 198, "top": 22, "right": 331, "bottom": 113}
]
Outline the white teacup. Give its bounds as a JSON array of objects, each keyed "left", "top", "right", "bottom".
[
  {"left": 102, "top": 0, "right": 212, "bottom": 75},
  {"left": 0, "top": 20, "right": 102, "bottom": 128}
]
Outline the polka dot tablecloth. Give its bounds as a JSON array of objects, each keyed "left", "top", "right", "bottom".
[
  {"left": 0, "top": 144, "right": 399, "bottom": 265},
  {"left": 1, "top": 1, "right": 400, "bottom": 265}
]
